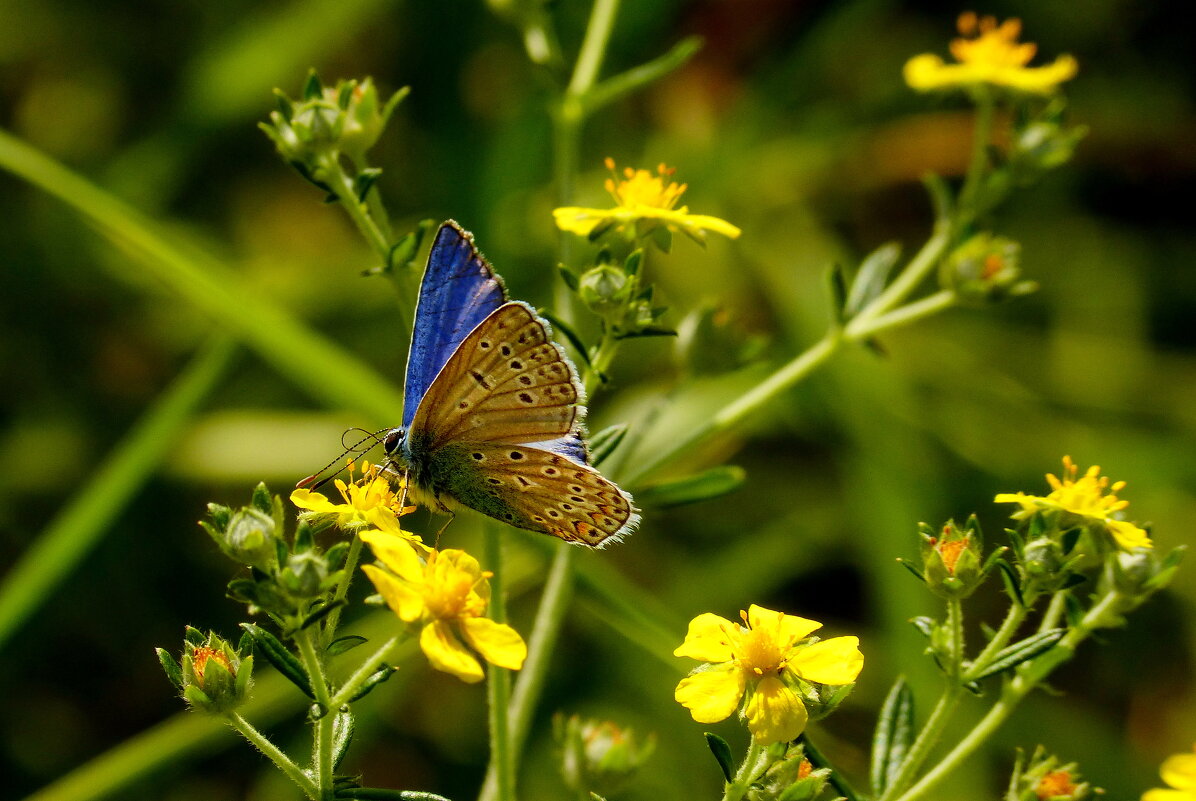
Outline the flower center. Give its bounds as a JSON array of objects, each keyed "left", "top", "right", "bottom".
[
  {"left": 1035, "top": 770, "right": 1078, "bottom": 799},
  {"left": 950, "top": 13, "right": 1037, "bottom": 69},
  {"left": 1046, "top": 457, "right": 1130, "bottom": 519},
  {"left": 734, "top": 624, "right": 785, "bottom": 677},
  {"left": 604, "top": 160, "right": 687, "bottom": 210},
  {"left": 192, "top": 647, "right": 232, "bottom": 683}
]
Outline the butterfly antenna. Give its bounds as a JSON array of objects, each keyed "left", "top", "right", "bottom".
[{"left": 295, "top": 427, "right": 391, "bottom": 490}]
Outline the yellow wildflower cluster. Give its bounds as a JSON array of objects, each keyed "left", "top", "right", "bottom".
[
  {"left": 554, "top": 159, "right": 741, "bottom": 243},
  {"left": 674, "top": 605, "right": 862, "bottom": 744},
  {"left": 905, "top": 12, "right": 1077, "bottom": 94},
  {"left": 995, "top": 456, "right": 1152, "bottom": 551},
  {"left": 290, "top": 460, "right": 415, "bottom": 532}
]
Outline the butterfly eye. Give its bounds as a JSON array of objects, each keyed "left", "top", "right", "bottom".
[{"left": 383, "top": 429, "right": 403, "bottom": 454}]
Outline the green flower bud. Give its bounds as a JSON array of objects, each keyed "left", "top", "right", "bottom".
[
  {"left": 1010, "top": 746, "right": 1092, "bottom": 801},
  {"left": 940, "top": 233, "right": 1036, "bottom": 305},
  {"left": 555, "top": 714, "right": 655, "bottom": 798},
  {"left": 920, "top": 519, "right": 985, "bottom": 598},
  {"left": 224, "top": 509, "right": 279, "bottom": 570},
  {"left": 578, "top": 264, "right": 631, "bottom": 317},
  {"left": 281, "top": 551, "right": 330, "bottom": 598},
  {"left": 748, "top": 744, "right": 829, "bottom": 801},
  {"left": 1098, "top": 545, "right": 1184, "bottom": 611},
  {"left": 179, "top": 632, "right": 253, "bottom": 714}
]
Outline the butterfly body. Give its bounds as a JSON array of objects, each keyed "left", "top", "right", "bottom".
[{"left": 383, "top": 222, "right": 638, "bottom": 547}]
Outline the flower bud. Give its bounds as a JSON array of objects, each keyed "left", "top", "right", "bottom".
[
  {"left": 179, "top": 632, "right": 253, "bottom": 714},
  {"left": 555, "top": 714, "right": 655, "bottom": 798},
  {"left": 940, "top": 233, "right": 1036, "bottom": 305},
  {"left": 1011, "top": 747, "right": 1092, "bottom": 801},
  {"left": 1098, "top": 545, "right": 1184, "bottom": 612},
  {"left": 748, "top": 744, "right": 829, "bottom": 801},
  {"left": 920, "top": 519, "right": 985, "bottom": 598},
  {"left": 280, "top": 550, "right": 332, "bottom": 598},
  {"left": 578, "top": 264, "right": 631, "bottom": 317},
  {"left": 200, "top": 492, "right": 281, "bottom": 571}
]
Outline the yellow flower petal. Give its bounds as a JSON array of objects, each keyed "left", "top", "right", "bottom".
[
  {"left": 421, "top": 620, "right": 484, "bottom": 683},
  {"left": 674, "top": 613, "right": 737, "bottom": 662},
  {"left": 1142, "top": 791, "right": 1192, "bottom": 801},
  {"left": 788, "top": 636, "right": 864, "bottom": 685},
  {"left": 1108, "top": 519, "right": 1153, "bottom": 551},
  {"left": 552, "top": 207, "right": 607, "bottom": 237},
  {"left": 361, "top": 563, "right": 424, "bottom": 623},
  {"left": 675, "top": 662, "right": 745, "bottom": 724},
  {"left": 744, "top": 676, "right": 808, "bottom": 745},
  {"left": 360, "top": 528, "right": 423, "bottom": 581},
  {"left": 1161, "top": 752, "right": 1196, "bottom": 791},
  {"left": 747, "top": 605, "right": 821, "bottom": 648},
  {"left": 460, "top": 617, "right": 527, "bottom": 671},
  {"left": 290, "top": 488, "right": 338, "bottom": 513}
]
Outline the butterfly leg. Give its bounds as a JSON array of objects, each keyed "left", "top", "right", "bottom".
[{"left": 433, "top": 511, "right": 456, "bottom": 548}]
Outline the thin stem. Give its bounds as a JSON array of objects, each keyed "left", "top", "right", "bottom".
[
  {"left": 721, "top": 738, "right": 769, "bottom": 801},
  {"left": 954, "top": 89, "right": 996, "bottom": 238},
  {"left": 846, "top": 226, "right": 951, "bottom": 330},
  {"left": 227, "top": 712, "right": 317, "bottom": 799},
  {"left": 296, "top": 629, "right": 334, "bottom": 799},
  {"left": 801, "top": 733, "right": 861, "bottom": 801},
  {"left": 1037, "top": 591, "right": 1068, "bottom": 634},
  {"left": 965, "top": 601, "right": 1028, "bottom": 681},
  {"left": 567, "top": 0, "right": 622, "bottom": 97},
  {"left": 892, "top": 591, "right": 1124, "bottom": 801},
  {"left": 350, "top": 152, "right": 394, "bottom": 241},
  {"left": 484, "top": 526, "right": 516, "bottom": 801},
  {"left": 947, "top": 598, "right": 965, "bottom": 680},
  {"left": 879, "top": 684, "right": 963, "bottom": 801},
  {"left": 321, "top": 534, "right": 363, "bottom": 647},
  {"left": 582, "top": 328, "right": 620, "bottom": 395},
  {"left": 328, "top": 634, "right": 402, "bottom": 708}
]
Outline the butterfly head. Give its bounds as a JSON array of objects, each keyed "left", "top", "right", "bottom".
[{"left": 382, "top": 427, "right": 407, "bottom": 460}]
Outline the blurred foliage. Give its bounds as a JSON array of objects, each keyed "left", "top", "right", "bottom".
[{"left": 1, "top": 1, "right": 1193, "bottom": 800}]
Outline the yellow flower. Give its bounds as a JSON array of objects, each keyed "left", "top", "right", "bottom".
[
  {"left": 995, "top": 456, "right": 1152, "bottom": 551},
  {"left": 554, "top": 159, "right": 741, "bottom": 244},
  {"left": 290, "top": 461, "right": 412, "bottom": 531},
  {"left": 904, "top": 12, "right": 1078, "bottom": 94},
  {"left": 361, "top": 537, "right": 526, "bottom": 683},
  {"left": 1143, "top": 745, "right": 1196, "bottom": 801},
  {"left": 673, "top": 605, "right": 863, "bottom": 745}
]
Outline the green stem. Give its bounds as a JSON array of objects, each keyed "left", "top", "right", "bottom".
[
  {"left": 845, "top": 228, "right": 951, "bottom": 330},
  {"left": 350, "top": 152, "right": 394, "bottom": 242},
  {"left": 1037, "top": 591, "right": 1067, "bottom": 633},
  {"left": 0, "top": 335, "right": 235, "bottom": 651},
  {"left": 582, "top": 328, "right": 620, "bottom": 395},
  {"left": 328, "top": 634, "right": 402, "bottom": 708},
  {"left": 227, "top": 711, "right": 317, "bottom": 799},
  {"left": 484, "top": 526, "right": 516, "bottom": 801},
  {"left": 965, "top": 601, "right": 1028, "bottom": 682},
  {"left": 627, "top": 286, "right": 958, "bottom": 486},
  {"left": 721, "top": 738, "right": 770, "bottom": 801},
  {"left": 567, "top": 0, "right": 622, "bottom": 96},
  {"left": 801, "top": 733, "right": 861, "bottom": 801},
  {"left": 892, "top": 591, "right": 1124, "bottom": 801},
  {"left": 321, "top": 534, "right": 363, "bottom": 648},
  {"left": 954, "top": 89, "right": 996, "bottom": 238},
  {"left": 296, "top": 629, "right": 334, "bottom": 799},
  {"left": 479, "top": 544, "right": 577, "bottom": 801}
]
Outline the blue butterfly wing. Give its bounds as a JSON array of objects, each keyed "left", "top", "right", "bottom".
[
  {"left": 527, "top": 432, "right": 590, "bottom": 465},
  {"left": 403, "top": 221, "right": 507, "bottom": 429}
]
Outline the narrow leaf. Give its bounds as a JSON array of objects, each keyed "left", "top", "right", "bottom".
[
  {"left": 825, "top": 263, "right": 848, "bottom": 326},
  {"left": 896, "top": 558, "right": 925, "bottom": 583},
  {"left": 589, "top": 423, "right": 629, "bottom": 467},
  {"left": 184, "top": 626, "right": 206, "bottom": 646},
  {"left": 971, "top": 629, "right": 1065, "bottom": 680},
  {"left": 328, "top": 635, "right": 368, "bottom": 657},
  {"left": 239, "top": 623, "right": 314, "bottom": 699},
  {"left": 846, "top": 242, "right": 901, "bottom": 318},
  {"left": 354, "top": 168, "right": 383, "bottom": 203},
  {"left": 704, "top": 732, "right": 735, "bottom": 783},
  {"left": 870, "top": 676, "right": 914, "bottom": 796},
  {"left": 302, "top": 69, "right": 323, "bottom": 100},
  {"left": 156, "top": 648, "right": 184, "bottom": 690},
  {"left": 348, "top": 665, "right": 395, "bottom": 702},
  {"left": 635, "top": 466, "right": 746, "bottom": 507},
  {"left": 298, "top": 598, "right": 346, "bottom": 631},
  {"left": 995, "top": 560, "right": 1025, "bottom": 608},
  {"left": 537, "top": 309, "right": 591, "bottom": 367},
  {"left": 332, "top": 708, "right": 355, "bottom": 769},
  {"left": 335, "top": 790, "right": 452, "bottom": 800},
  {"left": 583, "top": 36, "right": 703, "bottom": 115},
  {"left": 909, "top": 616, "right": 935, "bottom": 639},
  {"left": 557, "top": 265, "right": 580, "bottom": 291}
]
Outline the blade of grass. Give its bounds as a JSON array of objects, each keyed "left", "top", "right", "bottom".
[
  {"left": 0, "top": 335, "right": 236, "bottom": 650},
  {"left": 0, "top": 128, "right": 404, "bottom": 422}
]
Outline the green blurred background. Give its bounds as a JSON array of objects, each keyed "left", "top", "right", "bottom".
[{"left": 1, "top": 1, "right": 1192, "bottom": 800}]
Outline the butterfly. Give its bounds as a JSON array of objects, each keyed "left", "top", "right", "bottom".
[{"left": 380, "top": 220, "right": 639, "bottom": 547}]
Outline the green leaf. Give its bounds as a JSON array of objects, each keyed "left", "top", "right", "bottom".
[
  {"left": 328, "top": 635, "right": 369, "bottom": 657},
  {"left": 184, "top": 626, "right": 206, "bottom": 647},
  {"left": 236, "top": 629, "right": 255, "bottom": 658},
  {"left": 303, "top": 69, "right": 324, "bottom": 101},
  {"left": 326, "top": 541, "right": 350, "bottom": 569},
  {"left": 537, "top": 309, "right": 591, "bottom": 367},
  {"left": 971, "top": 629, "right": 1065, "bottom": 680},
  {"left": 870, "top": 676, "right": 914, "bottom": 796},
  {"left": 354, "top": 168, "right": 383, "bottom": 202},
  {"left": 896, "top": 558, "right": 925, "bottom": 583},
  {"left": 348, "top": 665, "right": 395, "bottom": 702},
  {"left": 1064, "top": 593, "right": 1085, "bottom": 629},
  {"left": 335, "top": 790, "right": 453, "bottom": 800},
  {"left": 615, "top": 325, "right": 677, "bottom": 340},
  {"left": 909, "top": 616, "right": 935, "bottom": 639},
  {"left": 583, "top": 36, "right": 703, "bottom": 115},
  {"left": 649, "top": 224, "right": 672, "bottom": 253},
  {"left": 995, "top": 560, "right": 1025, "bottom": 608},
  {"left": 298, "top": 599, "right": 346, "bottom": 631},
  {"left": 239, "top": 623, "right": 314, "bottom": 699},
  {"left": 635, "top": 466, "right": 746, "bottom": 507},
  {"left": 294, "top": 520, "right": 315, "bottom": 552},
  {"left": 624, "top": 248, "right": 644, "bottom": 275},
  {"left": 1060, "top": 527, "right": 1082, "bottom": 555},
  {"left": 156, "top": 648, "right": 184, "bottom": 691},
  {"left": 557, "top": 264, "right": 580, "bottom": 291},
  {"left": 332, "top": 708, "right": 355, "bottom": 769},
  {"left": 845, "top": 243, "right": 900, "bottom": 319},
  {"left": 589, "top": 423, "right": 629, "bottom": 467},
  {"left": 825, "top": 263, "right": 848, "bottom": 326},
  {"left": 336, "top": 80, "right": 355, "bottom": 109},
  {"left": 704, "top": 732, "right": 735, "bottom": 783}
]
